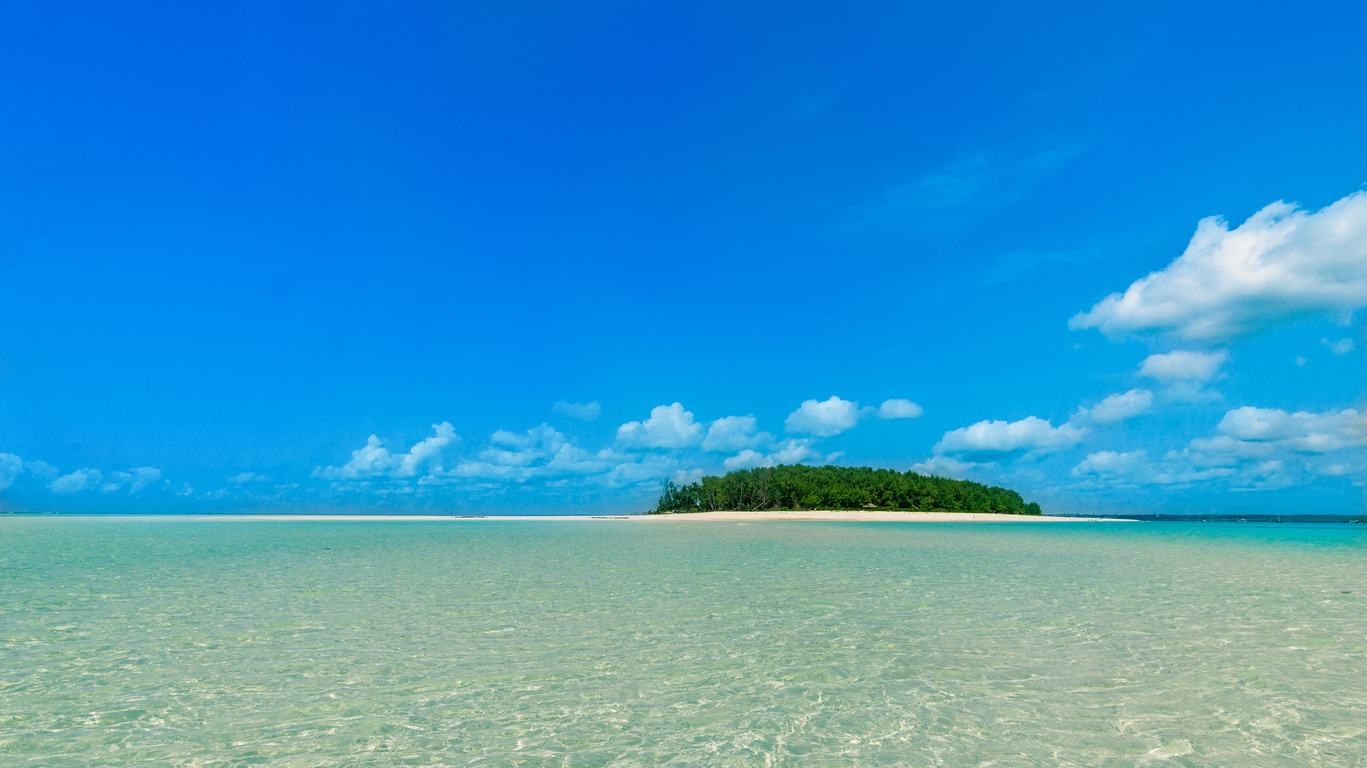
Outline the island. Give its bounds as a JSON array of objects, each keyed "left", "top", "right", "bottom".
[{"left": 650, "top": 465, "right": 1042, "bottom": 516}]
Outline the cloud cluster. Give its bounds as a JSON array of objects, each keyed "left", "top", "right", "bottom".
[
  {"left": 1071, "top": 450, "right": 1243, "bottom": 488},
  {"left": 309, "top": 392, "right": 920, "bottom": 499},
  {"left": 702, "top": 415, "right": 767, "bottom": 453},
  {"left": 437, "top": 424, "right": 616, "bottom": 484},
  {"left": 1070, "top": 192, "right": 1367, "bottom": 341},
  {"left": 1075, "top": 389, "right": 1153, "bottom": 424},
  {"left": 48, "top": 466, "right": 162, "bottom": 495},
  {"left": 878, "top": 399, "right": 924, "bottom": 419},
  {"left": 785, "top": 396, "right": 861, "bottom": 437},
  {"left": 314, "top": 422, "right": 457, "bottom": 480},
  {"left": 616, "top": 403, "right": 704, "bottom": 449},
  {"left": 0, "top": 453, "right": 22, "bottom": 491},
  {"left": 1215, "top": 407, "right": 1367, "bottom": 454},
  {"left": 1139, "top": 350, "right": 1228, "bottom": 381},
  {"left": 1073, "top": 406, "right": 1366, "bottom": 491},
  {"left": 933, "top": 416, "right": 1085, "bottom": 462}
]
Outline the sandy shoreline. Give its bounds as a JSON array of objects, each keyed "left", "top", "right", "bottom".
[
  {"left": 26, "top": 512, "right": 1132, "bottom": 523},
  {"left": 635, "top": 510, "right": 1131, "bottom": 522}
]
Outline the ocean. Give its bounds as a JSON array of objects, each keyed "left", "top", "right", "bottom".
[{"left": 2, "top": 516, "right": 1364, "bottom": 766}]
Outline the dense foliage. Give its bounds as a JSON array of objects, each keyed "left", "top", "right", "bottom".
[{"left": 653, "top": 465, "right": 1042, "bottom": 515}]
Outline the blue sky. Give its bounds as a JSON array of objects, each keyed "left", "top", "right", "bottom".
[{"left": 2, "top": 1, "right": 1364, "bottom": 515}]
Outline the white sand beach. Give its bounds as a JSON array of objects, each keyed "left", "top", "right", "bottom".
[
  {"left": 635, "top": 510, "right": 1130, "bottom": 522},
  {"left": 92, "top": 512, "right": 1130, "bottom": 522}
]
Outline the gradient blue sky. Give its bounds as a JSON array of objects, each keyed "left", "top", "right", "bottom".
[{"left": 3, "top": 1, "right": 1365, "bottom": 515}]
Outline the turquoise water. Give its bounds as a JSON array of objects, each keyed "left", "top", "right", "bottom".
[{"left": 2, "top": 517, "right": 1365, "bottom": 766}]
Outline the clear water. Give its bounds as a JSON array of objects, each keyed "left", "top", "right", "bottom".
[{"left": 2, "top": 517, "right": 1365, "bottom": 766}]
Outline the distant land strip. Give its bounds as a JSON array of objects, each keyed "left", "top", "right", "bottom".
[{"left": 652, "top": 465, "right": 1043, "bottom": 516}]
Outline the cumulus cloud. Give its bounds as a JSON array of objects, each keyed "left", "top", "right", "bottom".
[
  {"left": 910, "top": 455, "right": 977, "bottom": 478},
  {"left": 51, "top": 468, "right": 103, "bottom": 494},
  {"left": 771, "top": 439, "right": 820, "bottom": 464},
  {"left": 933, "top": 416, "right": 1085, "bottom": 462},
  {"left": 1139, "top": 350, "right": 1228, "bottom": 381},
  {"left": 1094, "top": 406, "right": 1367, "bottom": 491},
  {"left": 785, "top": 396, "right": 860, "bottom": 437},
  {"left": 1074, "top": 447, "right": 1284, "bottom": 488},
  {"left": 1076, "top": 389, "right": 1153, "bottom": 424},
  {"left": 702, "top": 415, "right": 767, "bottom": 452},
  {"left": 315, "top": 422, "right": 457, "bottom": 480},
  {"left": 0, "top": 453, "right": 23, "bottom": 491},
  {"left": 1322, "top": 337, "right": 1356, "bottom": 355},
  {"left": 111, "top": 467, "right": 162, "bottom": 493},
  {"left": 602, "top": 454, "right": 679, "bottom": 487},
  {"left": 878, "top": 399, "right": 924, "bottom": 419},
  {"left": 1070, "top": 192, "right": 1367, "bottom": 340},
  {"left": 672, "top": 468, "right": 705, "bottom": 486},
  {"left": 1215, "top": 406, "right": 1367, "bottom": 453},
  {"left": 723, "top": 449, "right": 770, "bottom": 471},
  {"left": 482, "top": 424, "right": 570, "bottom": 467},
  {"left": 230, "top": 472, "right": 270, "bottom": 485},
  {"left": 552, "top": 400, "right": 601, "bottom": 421},
  {"left": 616, "top": 403, "right": 704, "bottom": 449},
  {"left": 1072, "top": 450, "right": 1148, "bottom": 479}
]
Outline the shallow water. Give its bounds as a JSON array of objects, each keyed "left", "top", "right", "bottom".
[{"left": 2, "top": 517, "right": 1364, "bottom": 766}]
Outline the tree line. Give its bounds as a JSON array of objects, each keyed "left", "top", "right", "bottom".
[{"left": 652, "top": 464, "right": 1042, "bottom": 515}]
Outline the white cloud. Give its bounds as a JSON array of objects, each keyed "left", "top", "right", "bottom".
[
  {"left": 702, "top": 415, "right": 767, "bottom": 452},
  {"left": 1070, "top": 192, "right": 1367, "bottom": 340},
  {"left": 315, "top": 422, "right": 457, "bottom": 480},
  {"left": 1070, "top": 405, "right": 1367, "bottom": 492},
  {"left": 113, "top": 467, "right": 162, "bottom": 493},
  {"left": 784, "top": 396, "right": 860, "bottom": 437},
  {"left": 771, "top": 439, "right": 819, "bottom": 464},
  {"left": 910, "top": 455, "right": 977, "bottom": 478},
  {"left": 616, "top": 403, "right": 704, "bottom": 449},
  {"left": 719, "top": 437, "right": 822, "bottom": 471},
  {"left": 602, "top": 454, "right": 679, "bottom": 487},
  {"left": 0, "top": 453, "right": 23, "bottom": 491},
  {"left": 1071, "top": 449, "right": 1244, "bottom": 489},
  {"left": 399, "top": 423, "right": 458, "bottom": 477},
  {"left": 1180, "top": 435, "right": 1278, "bottom": 467},
  {"left": 543, "top": 444, "right": 611, "bottom": 475},
  {"left": 23, "top": 460, "right": 57, "bottom": 479},
  {"left": 230, "top": 472, "right": 270, "bottom": 485},
  {"left": 481, "top": 424, "right": 569, "bottom": 467},
  {"left": 553, "top": 400, "right": 601, "bottom": 421},
  {"left": 723, "top": 449, "right": 771, "bottom": 471},
  {"left": 1072, "top": 450, "right": 1148, "bottom": 479},
  {"left": 1076, "top": 389, "right": 1153, "bottom": 424},
  {"left": 428, "top": 428, "right": 620, "bottom": 486},
  {"left": 1216, "top": 406, "right": 1367, "bottom": 453},
  {"left": 933, "top": 416, "right": 1085, "bottom": 461},
  {"left": 878, "top": 399, "right": 924, "bottom": 419},
  {"left": 672, "top": 468, "right": 705, "bottom": 486},
  {"left": 1154, "top": 466, "right": 1242, "bottom": 486},
  {"left": 1121, "top": 406, "right": 1367, "bottom": 490},
  {"left": 1139, "top": 349, "right": 1228, "bottom": 381},
  {"left": 51, "top": 468, "right": 103, "bottom": 494},
  {"left": 1321, "top": 337, "right": 1356, "bottom": 355}
]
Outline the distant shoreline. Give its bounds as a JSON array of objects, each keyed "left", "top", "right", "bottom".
[
  {"left": 638, "top": 510, "right": 1131, "bottom": 522},
  {"left": 2, "top": 512, "right": 1131, "bottom": 522}
]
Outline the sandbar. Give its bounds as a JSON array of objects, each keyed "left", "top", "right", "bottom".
[
  {"left": 635, "top": 510, "right": 1131, "bottom": 522},
  {"left": 27, "top": 512, "right": 1130, "bottom": 522}
]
